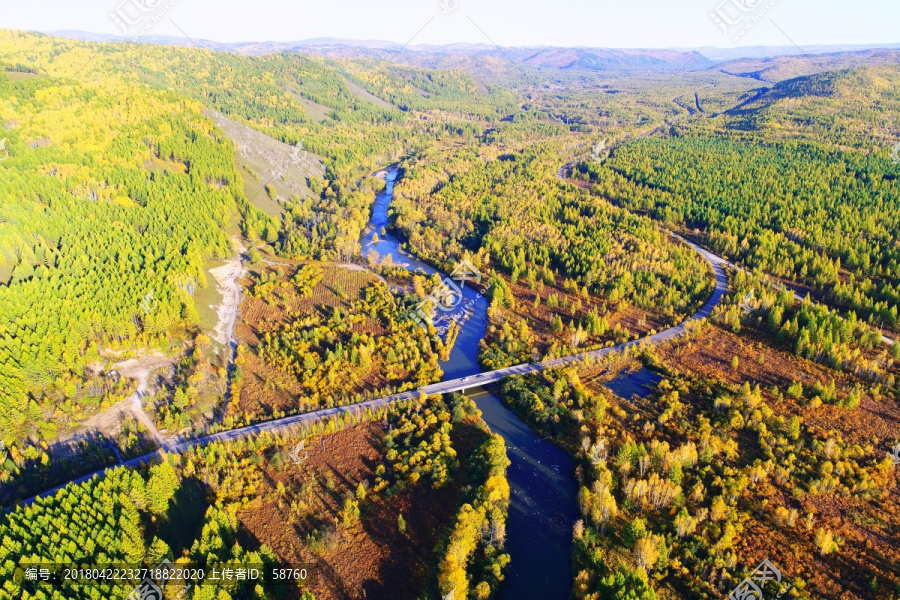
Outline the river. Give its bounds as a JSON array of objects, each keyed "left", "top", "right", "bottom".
[{"left": 362, "top": 167, "right": 578, "bottom": 600}]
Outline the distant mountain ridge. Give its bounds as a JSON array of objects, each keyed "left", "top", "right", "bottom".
[
  {"left": 45, "top": 30, "right": 717, "bottom": 72},
  {"left": 38, "top": 30, "right": 900, "bottom": 79},
  {"left": 47, "top": 30, "right": 900, "bottom": 60},
  {"left": 715, "top": 48, "right": 900, "bottom": 82},
  {"left": 699, "top": 43, "right": 900, "bottom": 61}
]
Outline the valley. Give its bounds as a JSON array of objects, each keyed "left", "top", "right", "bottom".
[{"left": 0, "top": 21, "right": 898, "bottom": 600}]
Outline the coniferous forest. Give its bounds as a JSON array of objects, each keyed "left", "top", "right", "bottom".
[{"left": 0, "top": 21, "right": 898, "bottom": 600}]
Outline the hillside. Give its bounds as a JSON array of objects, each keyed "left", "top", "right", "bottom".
[
  {"left": 727, "top": 66, "right": 900, "bottom": 147},
  {"left": 575, "top": 63, "right": 900, "bottom": 337},
  {"left": 718, "top": 48, "right": 900, "bottom": 82}
]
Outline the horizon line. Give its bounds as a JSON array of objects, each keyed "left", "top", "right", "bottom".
[{"left": 23, "top": 29, "right": 900, "bottom": 54}]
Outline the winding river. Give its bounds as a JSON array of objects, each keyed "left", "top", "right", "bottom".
[
  {"left": 21, "top": 163, "right": 731, "bottom": 598},
  {"left": 362, "top": 170, "right": 488, "bottom": 379},
  {"left": 362, "top": 168, "right": 578, "bottom": 600}
]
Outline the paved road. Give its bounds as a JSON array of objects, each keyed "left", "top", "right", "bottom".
[{"left": 15, "top": 226, "right": 727, "bottom": 508}]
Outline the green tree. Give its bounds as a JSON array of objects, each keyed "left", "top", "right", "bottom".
[{"left": 146, "top": 461, "right": 179, "bottom": 514}]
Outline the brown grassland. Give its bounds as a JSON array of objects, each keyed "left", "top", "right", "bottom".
[
  {"left": 232, "top": 262, "right": 386, "bottom": 422},
  {"left": 571, "top": 320, "right": 900, "bottom": 599},
  {"left": 481, "top": 267, "right": 669, "bottom": 368},
  {"left": 659, "top": 324, "right": 900, "bottom": 443},
  {"left": 235, "top": 418, "right": 488, "bottom": 600},
  {"left": 228, "top": 260, "right": 441, "bottom": 426}
]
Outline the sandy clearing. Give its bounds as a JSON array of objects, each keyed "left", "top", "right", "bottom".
[
  {"left": 209, "top": 237, "right": 248, "bottom": 423},
  {"left": 209, "top": 237, "right": 247, "bottom": 347},
  {"left": 115, "top": 355, "right": 173, "bottom": 447},
  {"left": 206, "top": 109, "right": 325, "bottom": 199},
  {"left": 54, "top": 353, "right": 175, "bottom": 451}
]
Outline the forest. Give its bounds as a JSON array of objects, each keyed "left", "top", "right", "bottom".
[
  {"left": 0, "top": 393, "right": 509, "bottom": 600},
  {"left": 388, "top": 145, "right": 713, "bottom": 365},
  {"left": 0, "top": 29, "right": 525, "bottom": 449},
  {"left": 216, "top": 261, "right": 451, "bottom": 428},
  {"left": 574, "top": 66, "right": 900, "bottom": 335},
  {"left": 1, "top": 25, "right": 899, "bottom": 600},
  {"left": 497, "top": 319, "right": 899, "bottom": 600},
  {"left": 0, "top": 66, "right": 266, "bottom": 443}
]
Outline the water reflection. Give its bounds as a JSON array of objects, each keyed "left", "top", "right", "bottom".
[{"left": 603, "top": 367, "right": 662, "bottom": 401}]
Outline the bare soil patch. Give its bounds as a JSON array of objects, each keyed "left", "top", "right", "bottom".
[
  {"left": 206, "top": 110, "right": 325, "bottom": 217},
  {"left": 237, "top": 421, "right": 465, "bottom": 600}
]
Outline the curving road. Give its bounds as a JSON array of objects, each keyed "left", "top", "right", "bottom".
[
  {"left": 558, "top": 162, "right": 895, "bottom": 346},
  {"left": 24, "top": 158, "right": 890, "bottom": 509},
  {"left": 17, "top": 225, "right": 727, "bottom": 508},
  {"left": 34, "top": 156, "right": 890, "bottom": 506}
]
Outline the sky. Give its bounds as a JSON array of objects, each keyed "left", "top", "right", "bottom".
[{"left": 0, "top": 0, "right": 898, "bottom": 49}]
